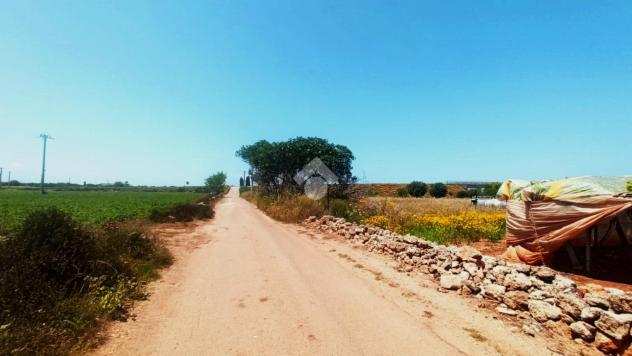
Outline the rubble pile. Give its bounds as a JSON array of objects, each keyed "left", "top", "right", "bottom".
[{"left": 304, "top": 215, "right": 632, "bottom": 354}]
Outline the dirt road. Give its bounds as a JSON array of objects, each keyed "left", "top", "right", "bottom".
[{"left": 96, "top": 188, "right": 555, "bottom": 355}]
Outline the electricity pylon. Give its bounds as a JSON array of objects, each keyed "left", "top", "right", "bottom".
[{"left": 40, "top": 134, "right": 54, "bottom": 194}]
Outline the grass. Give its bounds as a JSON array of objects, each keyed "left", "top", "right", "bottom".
[
  {"left": 0, "top": 189, "right": 203, "bottom": 233},
  {"left": 357, "top": 197, "right": 506, "bottom": 244}
]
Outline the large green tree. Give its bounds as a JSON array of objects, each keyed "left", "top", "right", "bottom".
[
  {"left": 205, "top": 172, "right": 227, "bottom": 196},
  {"left": 236, "top": 137, "right": 356, "bottom": 194}
]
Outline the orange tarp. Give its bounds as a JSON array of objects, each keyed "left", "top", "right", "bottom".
[{"left": 499, "top": 177, "right": 632, "bottom": 265}]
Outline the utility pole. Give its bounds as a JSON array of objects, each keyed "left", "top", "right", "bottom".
[
  {"left": 0, "top": 167, "right": 3, "bottom": 187},
  {"left": 39, "top": 133, "right": 53, "bottom": 194}
]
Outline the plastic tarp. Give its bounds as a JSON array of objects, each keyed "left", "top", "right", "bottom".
[{"left": 498, "top": 176, "right": 632, "bottom": 265}]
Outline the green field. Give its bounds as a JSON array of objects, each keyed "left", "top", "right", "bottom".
[{"left": 0, "top": 189, "right": 204, "bottom": 232}]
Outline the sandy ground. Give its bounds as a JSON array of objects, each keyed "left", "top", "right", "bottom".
[{"left": 94, "top": 188, "right": 565, "bottom": 355}]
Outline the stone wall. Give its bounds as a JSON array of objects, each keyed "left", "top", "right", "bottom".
[{"left": 304, "top": 215, "right": 632, "bottom": 354}]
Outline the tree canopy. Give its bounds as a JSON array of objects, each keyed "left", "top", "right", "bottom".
[
  {"left": 236, "top": 137, "right": 355, "bottom": 194},
  {"left": 407, "top": 181, "right": 428, "bottom": 197},
  {"left": 205, "top": 171, "right": 227, "bottom": 196},
  {"left": 429, "top": 182, "right": 448, "bottom": 198}
]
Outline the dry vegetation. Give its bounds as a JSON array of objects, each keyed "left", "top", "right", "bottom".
[{"left": 240, "top": 190, "right": 325, "bottom": 222}]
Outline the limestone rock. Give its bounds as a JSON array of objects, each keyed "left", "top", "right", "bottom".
[
  {"left": 594, "top": 332, "right": 621, "bottom": 354},
  {"left": 496, "top": 304, "right": 518, "bottom": 316},
  {"left": 584, "top": 294, "right": 610, "bottom": 310},
  {"left": 529, "top": 289, "right": 553, "bottom": 301},
  {"left": 594, "top": 311, "right": 632, "bottom": 342},
  {"left": 508, "top": 262, "right": 531, "bottom": 275},
  {"left": 528, "top": 300, "right": 562, "bottom": 322},
  {"left": 463, "top": 279, "right": 481, "bottom": 294},
  {"left": 534, "top": 267, "right": 556, "bottom": 282},
  {"left": 462, "top": 262, "right": 479, "bottom": 276},
  {"left": 503, "top": 272, "right": 532, "bottom": 291},
  {"left": 552, "top": 275, "right": 576, "bottom": 291},
  {"left": 481, "top": 283, "right": 506, "bottom": 301},
  {"left": 440, "top": 274, "right": 467, "bottom": 290},
  {"left": 569, "top": 321, "right": 596, "bottom": 341},
  {"left": 491, "top": 265, "right": 511, "bottom": 279},
  {"left": 557, "top": 293, "right": 588, "bottom": 320},
  {"left": 610, "top": 293, "right": 632, "bottom": 314},
  {"left": 503, "top": 290, "right": 530, "bottom": 310},
  {"left": 581, "top": 307, "right": 602, "bottom": 322}
]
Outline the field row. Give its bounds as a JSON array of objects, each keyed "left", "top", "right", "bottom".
[{"left": 0, "top": 189, "right": 204, "bottom": 232}]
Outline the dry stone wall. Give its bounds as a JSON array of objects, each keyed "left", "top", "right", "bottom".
[{"left": 304, "top": 215, "right": 632, "bottom": 354}]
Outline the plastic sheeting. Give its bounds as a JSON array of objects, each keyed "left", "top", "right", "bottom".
[{"left": 498, "top": 176, "right": 632, "bottom": 265}]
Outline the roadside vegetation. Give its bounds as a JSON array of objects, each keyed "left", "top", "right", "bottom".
[
  {"left": 0, "top": 173, "right": 227, "bottom": 354},
  {"left": 236, "top": 138, "right": 505, "bottom": 245},
  {"left": 237, "top": 137, "right": 357, "bottom": 222}
]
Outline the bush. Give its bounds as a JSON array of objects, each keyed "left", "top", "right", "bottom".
[
  {"left": 0, "top": 208, "right": 173, "bottom": 354},
  {"left": 627, "top": 180, "right": 632, "bottom": 193},
  {"left": 239, "top": 186, "right": 252, "bottom": 194},
  {"left": 407, "top": 181, "right": 427, "bottom": 197},
  {"left": 205, "top": 172, "right": 227, "bottom": 196},
  {"left": 149, "top": 202, "right": 212, "bottom": 223},
  {"left": 328, "top": 199, "right": 361, "bottom": 222},
  {"left": 481, "top": 182, "right": 502, "bottom": 197},
  {"left": 456, "top": 189, "right": 476, "bottom": 198},
  {"left": 396, "top": 187, "right": 409, "bottom": 197},
  {"left": 429, "top": 183, "right": 447, "bottom": 198}
]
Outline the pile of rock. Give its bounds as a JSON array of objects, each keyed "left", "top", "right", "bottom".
[{"left": 304, "top": 215, "right": 632, "bottom": 354}]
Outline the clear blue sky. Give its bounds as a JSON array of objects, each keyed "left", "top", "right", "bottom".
[{"left": 1, "top": 1, "right": 630, "bottom": 186}]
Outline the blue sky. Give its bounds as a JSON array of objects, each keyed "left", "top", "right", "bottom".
[{"left": 1, "top": 1, "right": 631, "bottom": 185}]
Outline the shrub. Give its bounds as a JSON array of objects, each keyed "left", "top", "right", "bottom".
[
  {"left": 407, "top": 181, "right": 427, "bottom": 197},
  {"left": 481, "top": 182, "right": 502, "bottom": 197},
  {"left": 239, "top": 186, "right": 252, "bottom": 194},
  {"left": 396, "top": 187, "right": 409, "bottom": 197},
  {"left": 627, "top": 180, "right": 632, "bottom": 193},
  {"left": 429, "top": 183, "right": 447, "bottom": 198},
  {"left": 9, "top": 208, "right": 96, "bottom": 298},
  {"left": 456, "top": 189, "right": 476, "bottom": 198},
  {"left": 205, "top": 172, "right": 227, "bottom": 196},
  {"left": 149, "top": 202, "right": 212, "bottom": 223},
  {"left": 0, "top": 208, "right": 173, "bottom": 354},
  {"left": 328, "top": 199, "right": 361, "bottom": 222}
]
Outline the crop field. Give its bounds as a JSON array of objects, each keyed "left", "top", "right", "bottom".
[
  {"left": 357, "top": 197, "right": 506, "bottom": 244},
  {"left": 0, "top": 189, "right": 203, "bottom": 232}
]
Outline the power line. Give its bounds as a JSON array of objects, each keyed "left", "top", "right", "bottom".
[{"left": 39, "top": 133, "right": 54, "bottom": 194}]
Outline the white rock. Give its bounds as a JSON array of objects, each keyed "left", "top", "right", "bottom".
[{"left": 528, "top": 300, "right": 562, "bottom": 322}]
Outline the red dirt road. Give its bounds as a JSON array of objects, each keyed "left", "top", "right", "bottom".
[{"left": 95, "top": 188, "right": 558, "bottom": 355}]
